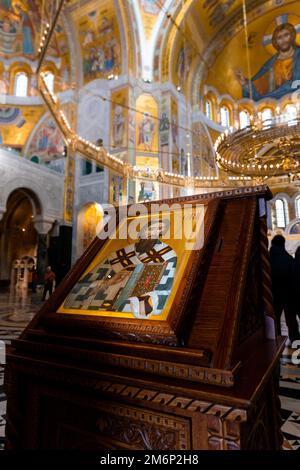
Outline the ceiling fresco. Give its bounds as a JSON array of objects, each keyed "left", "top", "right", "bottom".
[
  {"left": 202, "top": 1, "right": 300, "bottom": 101},
  {"left": 0, "top": 0, "right": 69, "bottom": 59},
  {"left": 69, "top": 0, "right": 122, "bottom": 83}
]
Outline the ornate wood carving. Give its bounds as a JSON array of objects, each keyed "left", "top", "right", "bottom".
[
  {"left": 96, "top": 404, "right": 190, "bottom": 450},
  {"left": 4, "top": 187, "right": 284, "bottom": 450}
]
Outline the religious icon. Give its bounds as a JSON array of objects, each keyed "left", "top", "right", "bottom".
[
  {"left": 57, "top": 202, "right": 207, "bottom": 345},
  {"left": 112, "top": 105, "right": 125, "bottom": 147},
  {"left": 138, "top": 112, "right": 155, "bottom": 151},
  {"left": 0, "top": 70, "right": 9, "bottom": 94},
  {"left": 62, "top": 219, "right": 177, "bottom": 319},
  {"left": 235, "top": 17, "right": 300, "bottom": 101},
  {"left": 29, "top": 118, "right": 64, "bottom": 162},
  {"left": 138, "top": 181, "right": 156, "bottom": 202},
  {"left": 14, "top": 2, "right": 35, "bottom": 56},
  {"left": 203, "top": 0, "right": 236, "bottom": 28},
  {"left": 177, "top": 44, "right": 193, "bottom": 84}
]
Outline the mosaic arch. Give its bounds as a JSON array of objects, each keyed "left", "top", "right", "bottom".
[
  {"left": 24, "top": 113, "right": 65, "bottom": 163},
  {"left": 0, "top": 1, "right": 71, "bottom": 74},
  {"left": 131, "top": 0, "right": 179, "bottom": 81},
  {"left": 156, "top": 0, "right": 300, "bottom": 101},
  {"left": 190, "top": 0, "right": 300, "bottom": 107},
  {"left": 69, "top": 0, "right": 126, "bottom": 84},
  {"left": 158, "top": 0, "right": 233, "bottom": 85}
]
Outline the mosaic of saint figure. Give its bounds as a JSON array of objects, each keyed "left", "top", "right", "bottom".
[
  {"left": 235, "top": 20, "right": 300, "bottom": 101},
  {"left": 112, "top": 105, "right": 125, "bottom": 147},
  {"left": 138, "top": 113, "right": 155, "bottom": 151},
  {"left": 63, "top": 220, "right": 177, "bottom": 319}
]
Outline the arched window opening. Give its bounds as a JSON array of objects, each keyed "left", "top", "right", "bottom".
[
  {"left": 275, "top": 199, "right": 287, "bottom": 228},
  {"left": 239, "top": 110, "right": 250, "bottom": 129},
  {"left": 284, "top": 104, "right": 297, "bottom": 123},
  {"left": 261, "top": 108, "right": 273, "bottom": 123},
  {"left": 220, "top": 106, "right": 230, "bottom": 127},
  {"left": 205, "top": 99, "right": 212, "bottom": 120},
  {"left": 14, "top": 72, "right": 28, "bottom": 97}
]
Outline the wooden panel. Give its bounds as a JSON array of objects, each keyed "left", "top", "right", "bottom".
[
  {"left": 5, "top": 186, "right": 285, "bottom": 450},
  {"left": 187, "top": 198, "right": 256, "bottom": 365}
]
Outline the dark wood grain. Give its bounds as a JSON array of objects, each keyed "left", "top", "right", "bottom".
[{"left": 5, "top": 186, "right": 284, "bottom": 450}]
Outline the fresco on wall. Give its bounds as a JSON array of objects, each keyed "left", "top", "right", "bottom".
[
  {"left": 0, "top": 69, "right": 9, "bottom": 93},
  {"left": 0, "top": 106, "right": 25, "bottom": 126},
  {"left": 171, "top": 97, "right": 180, "bottom": 173},
  {"left": 110, "top": 88, "right": 128, "bottom": 149},
  {"left": 176, "top": 44, "right": 193, "bottom": 84},
  {"left": 235, "top": 15, "right": 300, "bottom": 101},
  {"left": 136, "top": 94, "right": 158, "bottom": 153},
  {"left": 83, "top": 204, "right": 103, "bottom": 250},
  {"left": 0, "top": 105, "right": 44, "bottom": 147},
  {"left": 192, "top": 122, "right": 216, "bottom": 176},
  {"left": 202, "top": 0, "right": 237, "bottom": 28},
  {"left": 159, "top": 110, "right": 169, "bottom": 147},
  {"left": 173, "top": 37, "right": 195, "bottom": 90},
  {"left": 28, "top": 116, "right": 65, "bottom": 162},
  {"left": 73, "top": 0, "right": 121, "bottom": 83},
  {"left": 110, "top": 174, "right": 124, "bottom": 205},
  {"left": 0, "top": 1, "right": 69, "bottom": 59},
  {"left": 0, "top": 0, "right": 36, "bottom": 56}
]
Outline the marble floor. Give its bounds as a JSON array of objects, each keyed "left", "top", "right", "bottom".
[{"left": 0, "top": 290, "right": 299, "bottom": 450}]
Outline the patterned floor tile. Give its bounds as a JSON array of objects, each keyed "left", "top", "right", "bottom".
[{"left": 0, "top": 292, "right": 299, "bottom": 450}]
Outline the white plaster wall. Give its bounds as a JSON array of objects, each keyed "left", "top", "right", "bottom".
[
  {"left": 0, "top": 148, "right": 64, "bottom": 222},
  {"left": 77, "top": 81, "right": 111, "bottom": 147}
]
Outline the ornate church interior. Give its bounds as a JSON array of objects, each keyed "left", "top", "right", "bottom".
[{"left": 0, "top": 0, "right": 300, "bottom": 451}]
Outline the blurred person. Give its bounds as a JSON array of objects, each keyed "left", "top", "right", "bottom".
[
  {"left": 269, "top": 235, "right": 300, "bottom": 342},
  {"left": 42, "top": 266, "right": 55, "bottom": 301}
]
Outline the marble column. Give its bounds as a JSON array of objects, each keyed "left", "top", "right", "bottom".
[{"left": 34, "top": 218, "right": 54, "bottom": 284}]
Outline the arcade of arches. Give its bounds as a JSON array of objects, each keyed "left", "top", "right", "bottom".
[{"left": 0, "top": 0, "right": 300, "bottom": 451}]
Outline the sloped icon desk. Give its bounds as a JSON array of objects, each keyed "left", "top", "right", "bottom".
[{"left": 5, "top": 186, "right": 285, "bottom": 450}]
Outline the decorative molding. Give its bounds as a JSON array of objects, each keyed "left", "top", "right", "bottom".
[
  {"left": 8, "top": 360, "right": 246, "bottom": 419},
  {"left": 96, "top": 403, "right": 189, "bottom": 450},
  {"left": 33, "top": 217, "right": 55, "bottom": 235},
  {"left": 13, "top": 336, "right": 236, "bottom": 386}
]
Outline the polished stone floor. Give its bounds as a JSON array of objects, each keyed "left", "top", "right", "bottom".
[{"left": 0, "top": 289, "right": 299, "bottom": 450}]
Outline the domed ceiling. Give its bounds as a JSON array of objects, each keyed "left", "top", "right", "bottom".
[
  {"left": 187, "top": 0, "right": 300, "bottom": 104},
  {"left": 2, "top": 0, "right": 300, "bottom": 158}
]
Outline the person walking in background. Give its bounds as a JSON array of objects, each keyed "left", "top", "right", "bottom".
[
  {"left": 269, "top": 235, "right": 300, "bottom": 343},
  {"left": 42, "top": 266, "right": 56, "bottom": 301}
]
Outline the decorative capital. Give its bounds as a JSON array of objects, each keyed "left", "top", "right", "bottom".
[{"left": 33, "top": 216, "right": 54, "bottom": 235}]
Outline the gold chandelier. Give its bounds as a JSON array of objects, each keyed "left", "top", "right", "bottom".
[{"left": 214, "top": 115, "right": 300, "bottom": 177}]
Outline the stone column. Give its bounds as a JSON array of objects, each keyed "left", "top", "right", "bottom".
[{"left": 34, "top": 218, "right": 54, "bottom": 284}]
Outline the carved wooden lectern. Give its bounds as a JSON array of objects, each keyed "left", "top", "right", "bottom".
[{"left": 5, "top": 186, "right": 285, "bottom": 450}]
